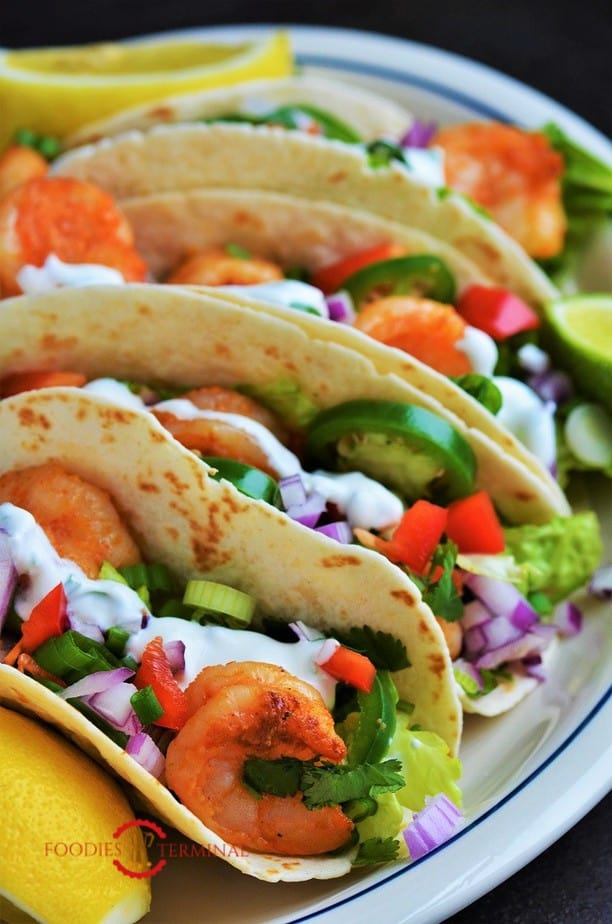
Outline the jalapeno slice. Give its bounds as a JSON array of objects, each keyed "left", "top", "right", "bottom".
[
  {"left": 202, "top": 457, "right": 282, "bottom": 507},
  {"left": 204, "top": 105, "right": 362, "bottom": 143},
  {"left": 305, "top": 400, "right": 477, "bottom": 502},
  {"left": 346, "top": 671, "right": 398, "bottom": 766},
  {"left": 343, "top": 255, "right": 456, "bottom": 308}
]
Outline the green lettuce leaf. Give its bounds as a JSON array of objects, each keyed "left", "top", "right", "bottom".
[{"left": 388, "top": 726, "right": 462, "bottom": 812}]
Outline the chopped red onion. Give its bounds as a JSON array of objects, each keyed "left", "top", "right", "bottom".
[
  {"left": 59, "top": 667, "right": 135, "bottom": 701},
  {"left": 463, "top": 625, "right": 489, "bottom": 657},
  {"left": 461, "top": 599, "right": 493, "bottom": 631},
  {"left": 400, "top": 119, "right": 438, "bottom": 149},
  {"left": 314, "top": 637, "right": 340, "bottom": 667},
  {"left": 279, "top": 473, "right": 307, "bottom": 509},
  {"left": 290, "top": 621, "right": 325, "bottom": 642},
  {"left": 403, "top": 794, "right": 463, "bottom": 861},
  {"left": 0, "top": 535, "right": 17, "bottom": 633},
  {"left": 510, "top": 600, "right": 539, "bottom": 632},
  {"left": 67, "top": 614, "right": 105, "bottom": 643},
  {"left": 286, "top": 491, "right": 327, "bottom": 528},
  {"left": 475, "top": 630, "right": 552, "bottom": 670},
  {"left": 464, "top": 574, "right": 538, "bottom": 627},
  {"left": 589, "top": 563, "right": 612, "bottom": 600},
  {"left": 523, "top": 655, "right": 547, "bottom": 683},
  {"left": 164, "top": 639, "right": 186, "bottom": 674},
  {"left": 126, "top": 732, "right": 165, "bottom": 778},
  {"left": 551, "top": 601, "right": 582, "bottom": 637},
  {"left": 325, "top": 291, "right": 356, "bottom": 324},
  {"left": 453, "top": 658, "right": 483, "bottom": 691},
  {"left": 87, "top": 683, "right": 142, "bottom": 735},
  {"left": 480, "top": 616, "right": 524, "bottom": 650},
  {"left": 527, "top": 370, "right": 574, "bottom": 405},
  {"left": 315, "top": 521, "right": 353, "bottom": 544}
]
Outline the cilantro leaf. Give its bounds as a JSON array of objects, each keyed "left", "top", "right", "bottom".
[
  {"left": 353, "top": 837, "right": 400, "bottom": 867},
  {"left": 330, "top": 625, "right": 410, "bottom": 671},
  {"left": 243, "top": 757, "right": 302, "bottom": 798},
  {"left": 413, "top": 542, "right": 463, "bottom": 623},
  {"left": 301, "top": 759, "right": 405, "bottom": 809}
]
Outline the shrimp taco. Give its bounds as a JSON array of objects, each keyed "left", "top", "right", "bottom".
[
  {"left": 0, "top": 286, "right": 601, "bottom": 717},
  {"left": 0, "top": 387, "right": 464, "bottom": 882}
]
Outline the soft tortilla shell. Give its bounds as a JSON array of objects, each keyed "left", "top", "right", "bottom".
[{"left": 0, "top": 388, "right": 460, "bottom": 879}]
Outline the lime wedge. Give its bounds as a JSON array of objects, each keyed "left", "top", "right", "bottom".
[
  {"left": 0, "top": 31, "right": 293, "bottom": 149},
  {"left": 544, "top": 293, "right": 612, "bottom": 411}
]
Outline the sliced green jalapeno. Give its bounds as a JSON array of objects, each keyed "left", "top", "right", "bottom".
[
  {"left": 202, "top": 457, "right": 282, "bottom": 507},
  {"left": 343, "top": 255, "right": 456, "bottom": 308}
]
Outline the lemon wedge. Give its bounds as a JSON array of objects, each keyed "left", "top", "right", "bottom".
[
  {"left": 0, "top": 705, "right": 151, "bottom": 924},
  {"left": 544, "top": 293, "right": 612, "bottom": 411},
  {"left": 0, "top": 31, "right": 293, "bottom": 149}
]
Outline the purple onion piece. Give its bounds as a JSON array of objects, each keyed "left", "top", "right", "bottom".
[
  {"left": 286, "top": 492, "right": 327, "bottom": 528},
  {"left": 400, "top": 119, "right": 438, "bottom": 149},
  {"left": 475, "top": 630, "right": 552, "bottom": 670},
  {"left": 279, "top": 473, "right": 307, "bottom": 509},
  {"left": 325, "top": 291, "right": 356, "bottom": 325},
  {"left": 164, "top": 639, "right": 186, "bottom": 674},
  {"left": 67, "top": 614, "right": 105, "bottom": 643},
  {"left": 403, "top": 794, "right": 463, "bottom": 861},
  {"left": 453, "top": 658, "right": 483, "bottom": 691},
  {"left": 464, "top": 573, "right": 538, "bottom": 625},
  {"left": 526, "top": 370, "right": 574, "bottom": 406},
  {"left": 59, "top": 667, "right": 135, "bottom": 701},
  {"left": 510, "top": 600, "right": 539, "bottom": 632},
  {"left": 480, "top": 616, "right": 524, "bottom": 650},
  {"left": 315, "top": 521, "right": 353, "bottom": 544},
  {"left": 126, "top": 732, "right": 165, "bottom": 778},
  {"left": 461, "top": 599, "right": 494, "bottom": 631},
  {"left": 289, "top": 621, "right": 325, "bottom": 642},
  {"left": 87, "top": 683, "right": 142, "bottom": 735},
  {"left": 523, "top": 655, "right": 547, "bottom": 683},
  {"left": 463, "top": 625, "right": 489, "bottom": 657},
  {"left": 589, "top": 563, "right": 612, "bottom": 600},
  {"left": 552, "top": 601, "right": 583, "bottom": 637},
  {"left": 0, "top": 535, "right": 17, "bottom": 634}
]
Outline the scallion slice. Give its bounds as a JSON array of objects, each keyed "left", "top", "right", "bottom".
[
  {"left": 182, "top": 580, "right": 255, "bottom": 628},
  {"left": 119, "top": 562, "right": 174, "bottom": 593},
  {"left": 130, "top": 685, "right": 164, "bottom": 725},
  {"left": 105, "top": 626, "right": 130, "bottom": 656}
]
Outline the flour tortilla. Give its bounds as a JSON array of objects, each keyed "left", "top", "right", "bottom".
[
  {"left": 52, "top": 122, "right": 559, "bottom": 308},
  {"left": 0, "top": 387, "right": 459, "bottom": 881},
  {"left": 0, "top": 284, "right": 567, "bottom": 524},
  {"left": 64, "top": 74, "right": 413, "bottom": 148}
]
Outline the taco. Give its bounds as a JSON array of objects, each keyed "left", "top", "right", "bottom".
[
  {"left": 63, "top": 74, "right": 413, "bottom": 148},
  {"left": 0, "top": 286, "right": 601, "bottom": 718},
  {"left": 0, "top": 387, "right": 464, "bottom": 882}
]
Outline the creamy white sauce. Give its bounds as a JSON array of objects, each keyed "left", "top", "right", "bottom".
[
  {"left": 16, "top": 254, "right": 125, "bottom": 295},
  {"left": 82, "top": 378, "right": 148, "bottom": 410},
  {"left": 400, "top": 146, "right": 446, "bottom": 188},
  {"left": 493, "top": 376, "right": 556, "bottom": 468},
  {"left": 126, "top": 617, "right": 337, "bottom": 707},
  {"left": 455, "top": 326, "right": 498, "bottom": 376},
  {"left": 221, "top": 280, "right": 329, "bottom": 318},
  {"left": 153, "top": 399, "right": 403, "bottom": 529},
  {"left": 0, "top": 504, "right": 147, "bottom": 633},
  {"left": 517, "top": 343, "right": 550, "bottom": 375}
]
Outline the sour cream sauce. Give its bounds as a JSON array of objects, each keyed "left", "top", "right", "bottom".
[
  {"left": 16, "top": 254, "right": 126, "bottom": 295},
  {"left": 493, "top": 376, "right": 556, "bottom": 469},
  {"left": 221, "top": 280, "right": 330, "bottom": 318}
]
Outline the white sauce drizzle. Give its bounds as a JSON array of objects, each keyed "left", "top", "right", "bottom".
[
  {"left": 400, "top": 146, "right": 446, "bottom": 188},
  {"left": 16, "top": 254, "right": 125, "bottom": 295},
  {"left": 493, "top": 376, "right": 556, "bottom": 468},
  {"left": 455, "top": 326, "right": 498, "bottom": 376},
  {"left": 221, "top": 280, "right": 329, "bottom": 318}
]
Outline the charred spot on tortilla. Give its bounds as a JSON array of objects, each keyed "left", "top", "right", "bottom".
[
  {"left": 264, "top": 344, "right": 281, "bottom": 359},
  {"left": 17, "top": 406, "right": 51, "bottom": 430},
  {"left": 137, "top": 303, "right": 153, "bottom": 317},
  {"left": 165, "top": 525, "right": 179, "bottom": 541},
  {"left": 321, "top": 554, "right": 362, "bottom": 568},
  {"left": 163, "top": 469, "right": 190, "bottom": 494},
  {"left": 149, "top": 106, "right": 174, "bottom": 121},
  {"left": 233, "top": 209, "right": 264, "bottom": 231},
  {"left": 213, "top": 341, "right": 231, "bottom": 359},
  {"left": 41, "top": 332, "right": 79, "bottom": 351},
  {"left": 149, "top": 428, "right": 167, "bottom": 444},
  {"left": 137, "top": 480, "right": 161, "bottom": 493},
  {"left": 326, "top": 170, "right": 348, "bottom": 185},
  {"left": 391, "top": 589, "right": 417, "bottom": 607},
  {"left": 428, "top": 652, "right": 446, "bottom": 679}
]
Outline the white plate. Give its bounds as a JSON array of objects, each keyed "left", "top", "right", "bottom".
[{"left": 101, "top": 24, "right": 612, "bottom": 924}]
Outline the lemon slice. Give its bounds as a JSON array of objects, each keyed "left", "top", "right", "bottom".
[
  {"left": 544, "top": 293, "right": 612, "bottom": 411},
  {"left": 0, "top": 705, "right": 150, "bottom": 924},
  {"left": 0, "top": 31, "right": 292, "bottom": 149}
]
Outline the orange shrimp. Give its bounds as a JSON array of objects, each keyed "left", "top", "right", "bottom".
[
  {"left": 432, "top": 122, "right": 566, "bottom": 259},
  {"left": 435, "top": 617, "right": 463, "bottom": 660},
  {"left": 0, "top": 370, "right": 87, "bottom": 398},
  {"left": 0, "top": 463, "right": 141, "bottom": 578},
  {"left": 153, "top": 386, "right": 287, "bottom": 477},
  {"left": 165, "top": 662, "right": 353, "bottom": 856},
  {"left": 353, "top": 295, "right": 472, "bottom": 376},
  {"left": 166, "top": 246, "right": 283, "bottom": 286},
  {"left": 0, "top": 145, "right": 48, "bottom": 202},
  {"left": 0, "top": 176, "right": 148, "bottom": 297}
]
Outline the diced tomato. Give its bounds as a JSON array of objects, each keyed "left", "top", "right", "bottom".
[
  {"left": 389, "top": 500, "right": 448, "bottom": 574},
  {"left": 311, "top": 243, "right": 406, "bottom": 294},
  {"left": 134, "top": 636, "right": 188, "bottom": 731},
  {"left": 21, "top": 583, "right": 68, "bottom": 653},
  {"left": 0, "top": 370, "right": 87, "bottom": 398},
  {"left": 456, "top": 284, "right": 540, "bottom": 340},
  {"left": 446, "top": 491, "right": 506, "bottom": 554},
  {"left": 319, "top": 643, "right": 376, "bottom": 693}
]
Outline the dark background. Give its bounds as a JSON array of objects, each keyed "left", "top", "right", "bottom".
[{"left": 1, "top": 1, "right": 610, "bottom": 921}]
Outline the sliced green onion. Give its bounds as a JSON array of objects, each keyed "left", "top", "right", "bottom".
[
  {"left": 118, "top": 563, "right": 174, "bottom": 593},
  {"left": 98, "top": 561, "right": 129, "bottom": 585},
  {"left": 182, "top": 580, "right": 255, "bottom": 628},
  {"left": 157, "top": 599, "right": 195, "bottom": 620},
  {"left": 343, "top": 796, "right": 378, "bottom": 823},
  {"left": 105, "top": 626, "right": 130, "bottom": 657},
  {"left": 34, "top": 631, "right": 121, "bottom": 681},
  {"left": 130, "top": 685, "right": 164, "bottom": 725}
]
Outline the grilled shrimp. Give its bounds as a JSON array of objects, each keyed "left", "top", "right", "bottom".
[
  {"left": 0, "top": 176, "right": 148, "bottom": 297},
  {"left": 166, "top": 246, "right": 283, "bottom": 286},
  {"left": 0, "top": 463, "right": 142, "bottom": 577},
  {"left": 0, "top": 145, "right": 48, "bottom": 202},
  {"left": 165, "top": 662, "right": 354, "bottom": 856},
  {"left": 433, "top": 122, "right": 566, "bottom": 259}
]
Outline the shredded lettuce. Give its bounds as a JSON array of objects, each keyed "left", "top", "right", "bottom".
[
  {"left": 503, "top": 511, "right": 603, "bottom": 603},
  {"left": 388, "top": 726, "right": 462, "bottom": 812}
]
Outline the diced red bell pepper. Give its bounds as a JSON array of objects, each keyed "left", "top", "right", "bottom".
[
  {"left": 311, "top": 243, "right": 406, "bottom": 294},
  {"left": 0, "top": 370, "right": 87, "bottom": 398},
  {"left": 21, "top": 583, "right": 68, "bottom": 653},
  {"left": 390, "top": 500, "right": 448, "bottom": 575},
  {"left": 134, "top": 636, "right": 188, "bottom": 731},
  {"left": 456, "top": 284, "right": 540, "bottom": 340},
  {"left": 319, "top": 644, "right": 376, "bottom": 693},
  {"left": 445, "top": 491, "right": 506, "bottom": 554}
]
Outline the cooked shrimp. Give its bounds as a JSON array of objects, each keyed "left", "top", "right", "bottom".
[
  {"left": 166, "top": 246, "right": 283, "bottom": 286},
  {"left": 153, "top": 386, "right": 286, "bottom": 477},
  {"left": 165, "top": 661, "right": 353, "bottom": 856},
  {"left": 433, "top": 122, "right": 566, "bottom": 258},
  {"left": 0, "top": 145, "right": 48, "bottom": 202},
  {"left": 0, "top": 463, "right": 142, "bottom": 577},
  {"left": 435, "top": 617, "right": 463, "bottom": 660},
  {"left": 0, "top": 176, "right": 148, "bottom": 297}
]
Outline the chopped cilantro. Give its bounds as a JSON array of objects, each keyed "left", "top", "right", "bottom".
[
  {"left": 225, "top": 242, "right": 251, "bottom": 259},
  {"left": 412, "top": 543, "right": 463, "bottom": 622},
  {"left": 330, "top": 625, "right": 409, "bottom": 671},
  {"left": 353, "top": 837, "right": 400, "bottom": 866}
]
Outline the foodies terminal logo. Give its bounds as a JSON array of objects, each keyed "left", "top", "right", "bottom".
[{"left": 43, "top": 818, "right": 248, "bottom": 879}]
